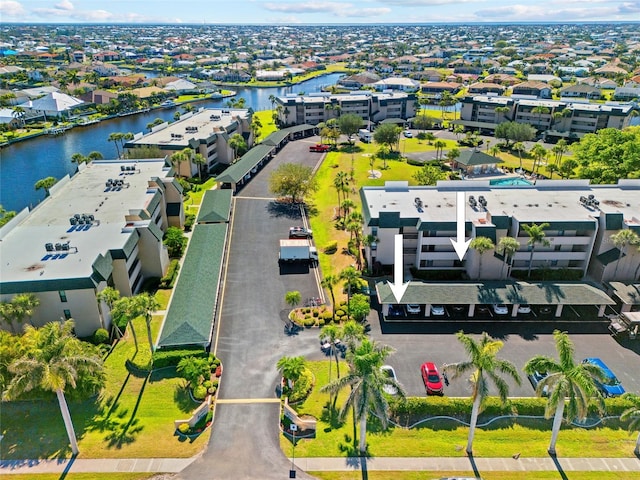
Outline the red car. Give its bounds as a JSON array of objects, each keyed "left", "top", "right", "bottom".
[
  {"left": 309, "top": 144, "right": 330, "bottom": 152},
  {"left": 421, "top": 362, "right": 444, "bottom": 395}
]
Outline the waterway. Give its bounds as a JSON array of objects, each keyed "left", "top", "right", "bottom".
[{"left": 0, "top": 72, "right": 345, "bottom": 212}]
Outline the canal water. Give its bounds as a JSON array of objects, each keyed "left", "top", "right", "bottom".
[{"left": 0, "top": 73, "right": 344, "bottom": 212}]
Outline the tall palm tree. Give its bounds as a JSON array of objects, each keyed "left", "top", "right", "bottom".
[
  {"left": 610, "top": 229, "right": 640, "bottom": 279},
  {"left": 277, "top": 355, "right": 306, "bottom": 390},
  {"left": 512, "top": 142, "right": 526, "bottom": 172},
  {"left": 434, "top": 139, "right": 446, "bottom": 160},
  {"left": 469, "top": 237, "right": 495, "bottom": 280},
  {"left": 522, "top": 223, "right": 551, "bottom": 278},
  {"left": 339, "top": 266, "right": 361, "bottom": 318},
  {"left": 131, "top": 293, "right": 160, "bottom": 355},
  {"left": 620, "top": 393, "right": 640, "bottom": 455},
  {"left": 228, "top": 133, "right": 247, "bottom": 161},
  {"left": 35, "top": 176, "right": 57, "bottom": 197},
  {"left": 321, "top": 274, "right": 338, "bottom": 322},
  {"left": 6, "top": 320, "right": 104, "bottom": 455},
  {"left": 494, "top": 106, "right": 510, "bottom": 122},
  {"left": 530, "top": 144, "right": 548, "bottom": 175},
  {"left": 321, "top": 338, "right": 404, "bottom": 454},
  {"left": 524, "top": 330, "right": 605, "bottom": 455},
  {"left": 531, "top": 105, "right": 550, "bottom": 130},
  {"left": 320, "top": 324, "right": 342, "bottom": 383},
  {"left": 193, "top": 153, "right": 207, "bottom": 181},
  {"left": 11, "top": 106, "right": 26, "bottom": 127},
  {"left": 444, "top": 331, "right": 521, "bottom": 455},
  {"left": 496, "top": 236, "right": 519, "bottom": 279},
  {"left": 10, "top": 292, "right": 40, "bottom": 329},
  {"left": 108, "top": 132, "right": 124, "bottom": 159},
  {"left": 340, "top": 320, "right": 366, "bottom": 352},
  {"left": 170, "top": 149, "right": 190, "bottom": 178},
  {"left": 333, "top": 171, "right": 349, "bottom": 219},
  {"left": 96, "top": 286, "right": 120, "bottom": 333},
  {"left": 111, "top": 296, "right": 139, "bottom": 353}
]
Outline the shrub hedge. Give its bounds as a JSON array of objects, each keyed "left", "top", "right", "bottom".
[
  {"left": 152, "top": 348, "right": 208, "bottom": 368},
  {"left": 159, "top": 259, "right": 181, "bottom": 289}
]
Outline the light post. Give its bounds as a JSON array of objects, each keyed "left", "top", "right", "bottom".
[{"left": 289, "top": 423, "right": 297, "bottom": 478}]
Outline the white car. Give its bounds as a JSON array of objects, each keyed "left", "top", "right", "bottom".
[
  {"left": 403, "top": 130, "right": 413, "bottom": 138},
  {"left": 430, "top": 305, "right": 445, "bottom": 316},
  {"left": 406, "top": 304, "right": 421, "bottom": 314},
  {"left": 518, "top": 304, "right": 531, "bottom": 314},
  {"left": 380, "top": 365, "right": 399, "bottom": 395},
  {"left": 492, "top": 304, "right": 509, "bottom": 315}
]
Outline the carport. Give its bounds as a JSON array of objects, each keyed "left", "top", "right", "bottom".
[
  {"left": 376, "top": 280, "right": 615, "bottom": 319},
  {"left": 606, "top": 282, "right": 640, "bottom": 313},
  {"left": 215, "top": 144, "right": 275, "bottom": 193}
]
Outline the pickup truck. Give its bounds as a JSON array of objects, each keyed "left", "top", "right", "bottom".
[{"left": 309, "top": 144, "right": 330, "bottom": 152}]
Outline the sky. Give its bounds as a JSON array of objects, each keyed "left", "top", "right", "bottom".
[{"left": 1, "top": 0, "right": 639, "bottom": 24}]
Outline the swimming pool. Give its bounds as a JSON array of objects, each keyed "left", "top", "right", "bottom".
[{"left": 490, "top": 177, "right": 533, "bottom": 186}]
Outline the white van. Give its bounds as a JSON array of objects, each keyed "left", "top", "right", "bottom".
[{"left": 359, "top": 129, "right": 373, "bottom": 143}]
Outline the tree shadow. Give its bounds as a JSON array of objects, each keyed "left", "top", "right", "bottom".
[
  {"left": 321, "top": 400, "right": 345, "bottom": 430},
  {"left": 549, "top": 452, "right": 569, "bottom": 480},
  {"left": 174, "top": 381, "right": 198, "bottom": 414},
  {"left": 266, "top": 201, "right": 303, "bottom": 220},
  {"left": 467, "top": 453, "right": 482, "bottom": 479}
]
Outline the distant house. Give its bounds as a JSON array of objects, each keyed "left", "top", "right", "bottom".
[
  {"left": 468, "top": 82, "right": 505, "bottom": 95},
  {"left": 452, "top": 149, "right": 504, "bottom": 176},
  {"left": 559, "top": 84, "right": 602, "bottom": 100},
  {"left": 420, "top": 81, "right": 461, "bottom": 96},
  {"left": 21, "top": 91, "right": 84, "bottom": 119},
  {"left": 512, "top": 81, "right": 552, "bottom": 99},
  {"left": 595, "top": 63, "right": 629, "bottom": 77},
  {"left": 483, "top": 74, "right": 520, "bottom": 86},
  {"left": 164, "top": 79, "right": 198, "bottom": 93},
  {"left": 373, "top": 77, "right": 420, "bottom": 92},
  {"left": 613, "top": 86, "right": 640, "bottom": 101},
  {"left": 338, "top": 71, "right": 381, "bottom": 89}
]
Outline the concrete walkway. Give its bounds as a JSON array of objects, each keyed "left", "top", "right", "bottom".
[{"left": 2, "top": 456, "right": 639, "bottom": 475}]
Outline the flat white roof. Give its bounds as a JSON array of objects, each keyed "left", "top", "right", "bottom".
[
  {"left": 362, "top": 180, "right": 640, "bottom": 226},
  {"left": 0, "top": 159, "right": 170, "bottom": 286}
]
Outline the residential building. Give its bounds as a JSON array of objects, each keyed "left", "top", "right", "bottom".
[
  {"left": 512, "top": 81, "right": 552, "bottom": 99},
  {"left": 360, "top": 179, "right": 640, "bottom": 284},
  {"left": 372, "top": 77, "right": 420, "bottom": 92},
  {"left": 559, "top": 84, "right": 602, "bottom": 100},
  {"left": 125, "top": 108, "right": 254, "bottom": 177},
  {"left": 274, "top": 91, "right": 416, "bottom": 127},
  {"left": 455, "top": 95, "right": 637, "bottom": 138},
  {"left": 0, "top": 159, "right": 183, "bottom": 337}
]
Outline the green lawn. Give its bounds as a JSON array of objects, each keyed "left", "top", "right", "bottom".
[
  {"left": 312, "top": 473, "right": 640, "bottom": 480},
  {"left": 281, "top": 361, "right": 638, "bottom": 459},
  {"left": 0, "top": 316, "right": 209, "bottom": 460},
  {"left": 254, "top": 109, "right": 278, "bottom": 142}
]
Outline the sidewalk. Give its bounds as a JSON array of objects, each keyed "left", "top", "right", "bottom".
[{"left": 1, "top": 456, "right": 639, "bottom": 475}]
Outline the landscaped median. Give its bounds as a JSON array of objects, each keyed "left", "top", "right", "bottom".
[{"left": 280, "top": 361, "right": 639, "bottom": 459}]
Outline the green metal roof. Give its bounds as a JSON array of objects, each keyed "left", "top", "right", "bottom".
[
  {"left": 379, "top": 118, "right": 407, "bottom": 124},
  {"left": 605, "top": 213, "right": 624, "bottom": 231},
  {"left": 376, "top": 280, "right": 614, "bottom": 306},
  {"left": 456, "top": 150, "right": 504, "bottom": 167},
  {"left": 197, "top": 189, "right": 232, "bottom": 223},
  {"left": 215, "top": 144, "right": 274, "bottom": 184},
  {"left": 262, "top": 130, "right": 290, "bottom": 146},
  {"left": 596, "top": 247, "right": 623, "bottom": 266},
  {"left": 158, "top": 223, "right": 228, "bottom": 348},
  {"left": 451, "top": 120, "right": 499, "bottom": 129},
  {"left": 0, "top": 277, "right": 98, "bottom": 295}
]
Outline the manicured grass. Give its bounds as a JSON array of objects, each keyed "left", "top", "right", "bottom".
[
  {"left": 0, "top": 316, "right": 209, "bottom": 460},
  {"left": 281, "top": 361, "right": 638, "bottom": 459},
  {"left": 154, "top": 289, "right": 172, "bottom": 310},
  {"left": 253, "top": 109, "right": 278, "bottom": 142},
  {"left": 311, "top": 472, "right": 640, "bottom": 480}
]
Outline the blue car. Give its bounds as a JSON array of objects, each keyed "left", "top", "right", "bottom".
[{"left": 582, "top": 357, "right": 625, "bottom": 397}]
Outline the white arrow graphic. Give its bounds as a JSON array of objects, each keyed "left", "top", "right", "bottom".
[
  {"left": 450, "top": 191, "right": 471, "bottom": 260},
  {"left": 389, "top": 234, "right": 409, "bottom": 302}
]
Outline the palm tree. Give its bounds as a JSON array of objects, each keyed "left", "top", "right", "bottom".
[
  {"left": 111, "top": 296, "right": 139, "bottom": 353},
  {"left": 170, "top": 148, "right": 191, "bottom": 178},
  {"left": 96, "top": 286, "right": 120, "bottom": 333},
  {"left": 610, "top": 230, "right": 640, "bottom": 279},
  {"left": 620, "top": 393, "right": 640, "bottom": 455},
  {"left": 551, "top": 140, "right": 569, "bottom": 166},
  {"left": 131, "top": 293, "right": 160, "bottom": 355},
  {"left": 87, "top": 151, "right": 103, "bottom": 161},
  {"left": 424, "top": 132, "right": 436, "bottom": 145},
  {"left": 11, "top": 106, "right": 26, "bottom": 127},
  {"left": 71, "top": 153, "right": 88, "bottom": 164},
  {"left": 320, "top": 323, "right": 342, "bottom": 383},
  {"left": 11, "top": 292, "right": 40, "bottom": 329},
  {"left": 522, "top": 223, "right": 551, "bottom": 278},
  {"left": 530, "top": 144, "right": 548, "bottom": 175},
  {"left": 108, "top": 132, "right": 123, "bottom": 159},
  {"left": 339, "top": 266, "right": 361, "bottom": 318},
  {"left": 6, "top": 320, "right": 104, "bottom": 455},
  {"left": 444, "top": 331, "right": 521, "bottom": 455},
  {"left": 268, "top": 94, "right": 276, "bottom": 113},
  {"left": 496, "top": 236, "right": 519, "bottom": 279},
  {"left": 469, "top": 237, "right": 495, "bottom": 280},
  {"left": 524, "top": 330, "right": 605, "bottom": 455},
  {"left": 321, "top": 274, "right": 338, "bottom": 322},
  {"left": 321, "top": 338, "right": 404, "bottom": 454},
  {"left": 228, "top": 133, "right": 247, "bottom": 161},
  {"left": 531, "top": 105, "right": 550, "bottom": 130},
  {"left": 494, "top": 106, "right": 510, "bottom": 122},
  {"left": 277, "top": 355, "right": 306, "bottom": 390},
  {"left": 333, "top": 171, "right": 349, "bottom": 219},
  {"left": 512, "top": 142, "right": 526, "bottom": 172},
  {"left": 35, "top": 176, "right": 57, "bottom": 197},
  {"left": 193, "top": 153, "right": 207, "bottom": 181},
  {"left": 434, "top": 140, "right": 446, "bottom": 161},
  {"left": 285, "top": 290, "right": 302, "bottom": 311},
  {"left": 340, "top": 320, "right": 366, "bottom": 352}
]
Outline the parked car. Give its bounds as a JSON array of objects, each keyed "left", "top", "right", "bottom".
[
  {"left": 430, "top": 305, "right": 445, "bottom": 316},
  {"left": 528, "top": 370, "right": 549, "bottom": 396},
  {"left": 518, "top": 304, "right": 531, "bottom": 314},
  {"left": 407, "top": 304, "right": 421, "bottom": 315},
  {"left": 289, "top": 226, "right": 313, "bottom": 238},
  {"left": 387, "top": 304, "right": 405, "bottom": 318},
  {"left": 403, "top": 130, "right": 413, "bottom": 138},
  {"left": 309, "top": 143, "right": 330, "bottom": 152},
  {"left": 421, "top": 361, "right": 444, "bottom": 395},
  {"left": 492, "top": 304, "right": 509, "bottom": 315},
  {"left": 582, "top": 357, "right": 625, "bottom": 397},
  {"left": 380, "top": 365, "right": 399, "bottom": 395}
]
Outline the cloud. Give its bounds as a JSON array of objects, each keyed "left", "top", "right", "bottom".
[
  {"left": 263, "top": 1, "right": 389, "bottom": 17},
  {"left": 473, "top": 3, "right": 634, "bottom": 20},
  {"left": 55, "top": 0, "right": 74, "bottom": 11},
  {"left": 0, "top": 1, "right": 26, "bottom": 17},
  {"left": 381, "top": 0, "right": 480, "bottom": 4}
]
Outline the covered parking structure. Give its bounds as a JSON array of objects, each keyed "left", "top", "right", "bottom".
[{"left": 376, "top": 280, "right": 615, "bottom": 319}]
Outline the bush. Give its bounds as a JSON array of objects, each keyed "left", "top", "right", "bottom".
[
  {"left": 184, "top": 212, "right": 196, "bottom": 231},
  {"left": 159, "top": 259, "right": 181, "bottom": 288},
  {"left": 152, "top": 348, "right": 208, "bottom": 368},
  {"left": 316, "top": 318, "right": 325, "bottom": 327},
  {"left": 211, "top": 379, "right": 219, "bottom": 388},
  {"left": 313, "top": 310, "right": 319, "bottom": 317},
  {"left": 193, "top": 385, "right": 207, "bottom": 400},
  {"left": 289, "top": 368, "right": 314, "bottom": 403},
  {"left": 208, "top": 386, "right": 217, "bottom": 395},
  {"left": 303, "top": 317, "right": 316, "bottom": 327},
  {"left": 324, "top": 241, "right": 338, "bottom": 254},
  {"left": 335, "top": 308, "right": 345, "bottom": 317},
  {"left": 322, "top": 311, "right": 333, "bottom": 321},
  {"left": 203, "top": 380, "right": 212, "bottom": 389},
  {"left": 178, "top": 423, "right": 190, "bottom": 434},
  {"left": 92, "top": 328, "right": 110, "bottom": 345}
]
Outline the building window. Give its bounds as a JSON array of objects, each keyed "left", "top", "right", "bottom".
[
  {"left": 63, "top": 309, "right": 72, "bottom": 319},
  {"left": 59, "top": 290, "right": 67, "bottom": 302},
  {"left": 550, "top": 260, "right": 558, "bottom": 266},
  {"left": 555, "top": 245, "right": 562, "bottom": 251},
  {"left": 557, "top": 230, "right": 565, "bottom": 236}
]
